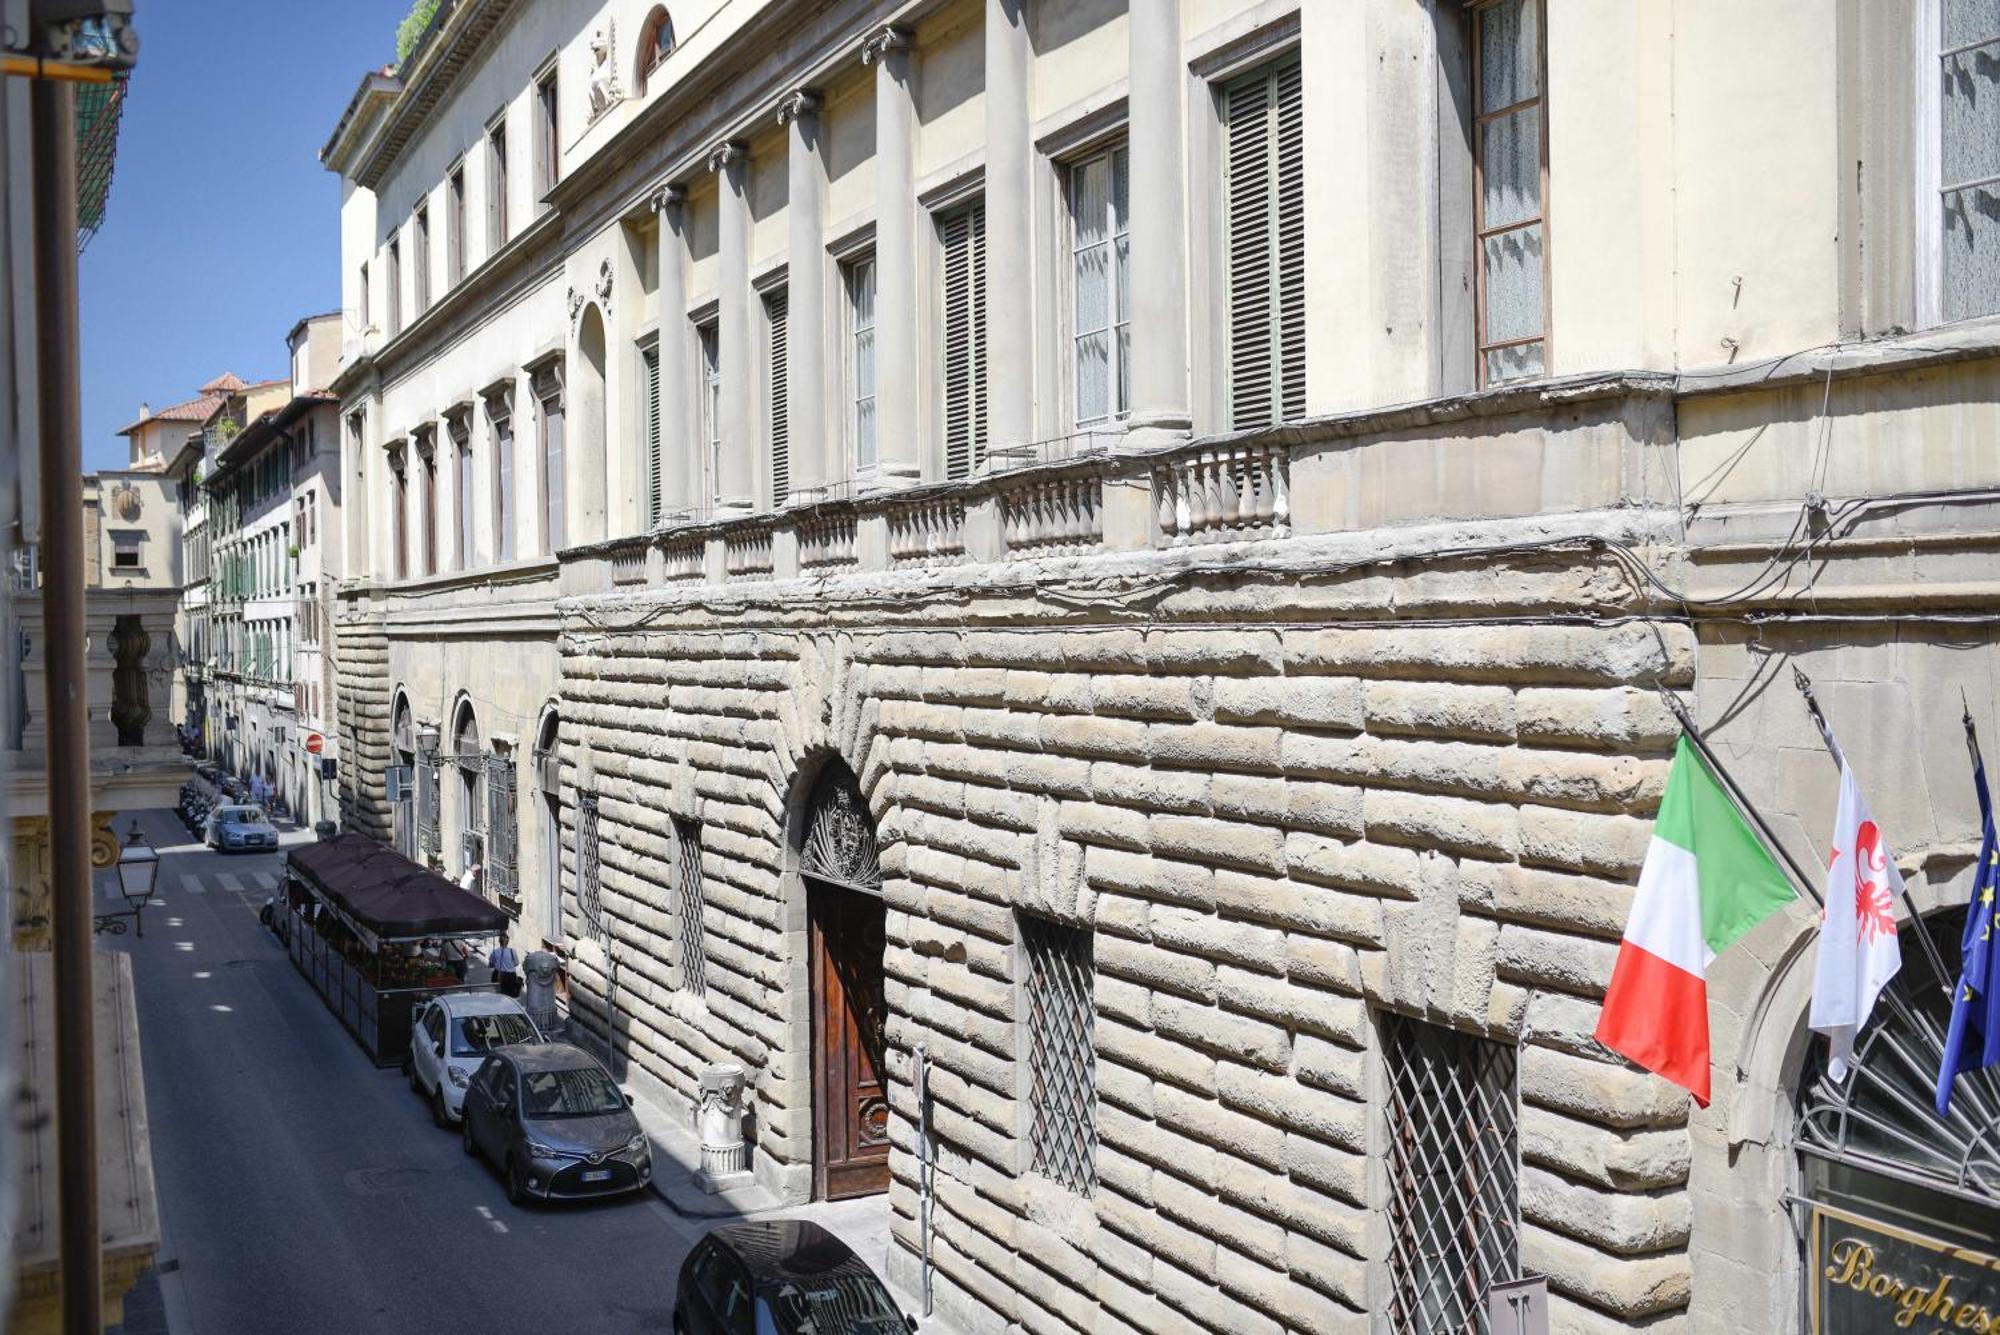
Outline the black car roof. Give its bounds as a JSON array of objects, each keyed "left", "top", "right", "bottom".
[
  {"left": 708, "top": 1220, "right": 872, "bottom": 1283},
  {"left": 489, "top": 1041, "right": 608, "bottom": 1074}
]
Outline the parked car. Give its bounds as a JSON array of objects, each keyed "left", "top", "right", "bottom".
[
  {"left": 459, "top": 1042, "right": 652, "bottom": 1205},
  {"left": 674, "top": 1220, "right": 915, "bottom": 1335},
  {"left": 406, "top": 992, "right": 541, "bottom": 1126},
  {"left": 205, "top": 804, "right": 278, "bottom": 852}
]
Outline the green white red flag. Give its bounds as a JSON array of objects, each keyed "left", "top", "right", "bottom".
[{"left": 1595, "top": 734, "right": 1796, "bottom": 1106}]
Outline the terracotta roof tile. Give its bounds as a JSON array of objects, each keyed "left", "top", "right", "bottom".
[
  {"left": 199, "top": 372, "right": 246, "bottom": 393},
  {"left": 116, "top": 392, "right": 221, "bottom": 435}
]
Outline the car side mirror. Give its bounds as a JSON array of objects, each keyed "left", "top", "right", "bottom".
[
  {"left": 905, "top": 1316, "right": 918, "bottom": 1332},
  {"left": 624, "top": 1091, "right": 635, "bottom": 1108},
  {"left": 433, "top": 1041, "right": 444, "bottom": 1058}
]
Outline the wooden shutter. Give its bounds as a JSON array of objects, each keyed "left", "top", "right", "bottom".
[
  {"left": 941, "top": 202, "right": 988, "bottom": 481},
  {"left": 641, "top": 340, "right": 662, "bottom": 527},
  {"left": 1224, "top": 57, "right": 1305, "bottom": 431},
  {"left": 767, "top": 289, "right": 790, "bottom": 506}
]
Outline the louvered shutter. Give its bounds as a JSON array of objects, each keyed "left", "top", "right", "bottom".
[
  {"left": 641, "top": 340, "right": 662, "bottom": 528},
  {"left": 941, "top": 202, "right": 988, "bottom": 481},
  {"left": 767, "top": 289, "right": 790, "bottom": 506},
  {"left": 1224, "top": 57, "right": 1305, "bottom": 431}
]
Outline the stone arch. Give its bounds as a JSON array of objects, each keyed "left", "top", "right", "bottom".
[
  {"left": 572, "top": 301, "right": 609, "bottom": 544},
  {"left": 391, "top": 687, "right": 418, "bottom": 857},
  {"left": 531, "top": 700, "right": 564, "bottom": 938},
  {"left": 633, "top": 5, "right": 674, "bottom": 94}
]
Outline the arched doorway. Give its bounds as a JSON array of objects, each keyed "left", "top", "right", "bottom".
[
  {"left": 573, "top": 303, "right": 608, "bottom": 544},
  {"left": 391, "top": 693, "right": 416, "bottom": 858},
  {"left": 798, "top": 759, "right": 888, "bottom": 1200},
  {"left": 452, "top": 697, "right": 484, "bottom": 890},
  {"left": 534, "top": 707, "right": 562, "bottom": 938},
  {"left": 1794, "top": 908, "right": 2000, "bottom": 1329}
]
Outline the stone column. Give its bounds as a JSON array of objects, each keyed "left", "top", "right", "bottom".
[
  {"left": 712, "top": 141, "right": 755, "bottom": 514},
  {"left": 652, "top": 184, "right": 693, "bottom": 521},
  {"left": 779, "top": 91, "right": 826, "bottom": 503},
  {"left": 985, "top": 0, "right": 1033, "bottom": 463},
  {"left": 1126, "top": 0, "right": 1192, "bottom": 447},
  {"left": 864, "top": 26, "right": 921, "bottom": 486}
]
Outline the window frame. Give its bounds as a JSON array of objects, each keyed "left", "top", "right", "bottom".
[
  {"left": 634, "top": 6, "right": 676, "bottom": 94},
  {"left": 412, "top": 201, "right": 432, "bottom": 314},
  {"left": 763, "top": 285, "right": 789, "bottom": 508},
  {"left": 638, "top": 333, "right": 663, "bottom": 527},
  {"left": 1219, "top": 51, "right": 1306, "bottom": 431},
  {"left": 386, "top": 235, "right": 403, "bottom": 338},
  {"left": 694, "top": 316, "right": 721, "bottom": 510},
  {"left": 446, "top": 162, "right": 467, "bottom": 287},
  {"left": 1918, "top": 0, "right": 2000, "bottom": 328},
  {"left": 842, "top": 253, "right": 878, "bottom": 476},
  {"left": 1064, "top": 140, "right": 1132, "bottom": 434},
  {"left": 485, "top": 385, "right": 515, "bottom": 563},
  {"left": 486, "top": 111, "right": 510, "bottom": 255},
  {"left": 534, "top": 64, "right": 560, "bottom": 202},
  {"left": 937, "top": 198, "right": 989, "bottom": 481},
  {"left": 1469, "top": 0, "right": 1550, "bottom": 387},
  {"left": 532, "top": 362, "right": 566, "bottom": 554}
]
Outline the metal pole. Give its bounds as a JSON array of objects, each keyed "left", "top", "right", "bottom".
[
  {"left": 914, "top": 1041, "right": 933, "bottom": 1317},
  {"left": 30, "top": 73, "right": 101, "bottom": 1335}
]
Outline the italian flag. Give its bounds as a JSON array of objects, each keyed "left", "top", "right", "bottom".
[{"left": 1594, "top": 734, "right": 1796, "bottom": 1106}]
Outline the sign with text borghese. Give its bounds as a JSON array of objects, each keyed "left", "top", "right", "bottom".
[{"left": 1811, "top": 1201, "right": 2000, "bottom": 1334}]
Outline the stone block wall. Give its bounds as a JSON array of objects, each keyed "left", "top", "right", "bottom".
[
  {"left": 554, "top": 515, "right": 1702, "bottom": 1335},
  {"left": 334, "top": 597, "right": 391, "bottom": 839}
]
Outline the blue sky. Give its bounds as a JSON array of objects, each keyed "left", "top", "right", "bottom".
[{"left": 79, "top": 0, "right": 411, "bottom": 472}]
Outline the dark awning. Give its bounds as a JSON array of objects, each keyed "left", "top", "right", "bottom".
[{"left": 286, "top": 834, "right": 506, "bottom": 942}]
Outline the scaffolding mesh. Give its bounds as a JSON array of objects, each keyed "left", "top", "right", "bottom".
[{"left": 74, "top": 77, "right": 128, "bottom": 252}]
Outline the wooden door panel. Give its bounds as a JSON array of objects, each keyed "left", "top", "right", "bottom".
[{"left": 811, "top": 882, "right": 890, "bottom": 1199}]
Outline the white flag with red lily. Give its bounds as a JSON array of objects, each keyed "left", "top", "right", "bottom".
[{"left": 1809, "top": 760, "right": 1903, "bottom": 1081}]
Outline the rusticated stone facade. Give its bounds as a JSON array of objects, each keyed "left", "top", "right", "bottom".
[
  {"left": 553, "top": 504, "right": 1694, "bottom": 1335},
  {"left": 335, "top": 599, "right": 392, "bottom": 841}
]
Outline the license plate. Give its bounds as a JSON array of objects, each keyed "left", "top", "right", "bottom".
[{"left": 580, "top": 1169, "right": 611, "bottom": 1182}]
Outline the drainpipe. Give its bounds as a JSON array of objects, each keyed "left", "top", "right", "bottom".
[
  {"left": 31, "top": 74, "right": 100, "bottom": 1335},
  {"left": 914, "top": 1041, "right": 933, "bottom": 1318}
]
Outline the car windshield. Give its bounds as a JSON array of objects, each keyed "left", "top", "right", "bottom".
[
  {"left": 762, "top": 1274, "right": 904, "bottom": 1335},
  {"left": 220, "top": 807, "right": 266, "bottom": 825},
  {"left": 451, "top": 1013, "right": 536, "bottom": 1057},
  {"left": 519, "top": 1066, "right": 624, "bottom": 1118}
]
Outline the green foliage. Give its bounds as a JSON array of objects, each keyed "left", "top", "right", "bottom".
[{"left": 395, "top": 0, "right": 443, "bottom": 65}]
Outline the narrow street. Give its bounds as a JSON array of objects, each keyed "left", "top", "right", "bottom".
[{"left": 103, "top": 809, "right": 709, "bottom": 1335}]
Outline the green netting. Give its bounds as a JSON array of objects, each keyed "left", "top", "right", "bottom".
[{"left": 74, "top": 77, "right": 127, "bottom": 251}]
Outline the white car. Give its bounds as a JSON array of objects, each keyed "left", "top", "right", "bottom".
[{"left": 405, "top": 992, "right": 542, "bottom": 1126}]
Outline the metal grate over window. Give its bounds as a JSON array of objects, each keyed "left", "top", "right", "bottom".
[
  {"left": 672, "top": 818, "right": 707, "bottom": 996},
  {"left": 576, "top": 793, "right": 604, "bottom": 938},
  {"left": 486, "top": 755, "right": 519, "bottom": 911},
  {"left": 1022, "top": 915, "right": 1096, "bottom": 1196},
  {"left": 1385, "top": 1014, "right": 1521, "bottom": 1335},
  {"left": 416, "top": 740, "right": 441, "bottom": 861}
]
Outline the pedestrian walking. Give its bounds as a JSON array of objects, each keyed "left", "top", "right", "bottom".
[{"left": 489, "top": 933, "right": 522, "bottom": 997}]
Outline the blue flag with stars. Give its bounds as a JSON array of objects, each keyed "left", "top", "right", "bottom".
[{"left": 1938, "top": 724, "right": 2000, "bottom": 1116}]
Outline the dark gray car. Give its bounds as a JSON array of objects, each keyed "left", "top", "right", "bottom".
[{"left": 459, "top": 1042, "right": 652, "bottom": 1204}]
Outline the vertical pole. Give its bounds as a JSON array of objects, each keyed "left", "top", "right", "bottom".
[{"left": 31, "top": 74, "right": 101, "bottom": 1335}]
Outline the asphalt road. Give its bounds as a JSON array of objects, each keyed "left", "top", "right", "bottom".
[{"left": 105, "top": 808, "right": 708, "bottom": 1335}]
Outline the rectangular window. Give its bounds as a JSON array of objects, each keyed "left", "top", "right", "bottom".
[
  {"left": 939, "top": 202, "right": 987, "bottom": 480},
  {"left": 1022, "top": 915, "right": 1095, "bottom": 1196},
  {"left": 696, "top": 319, "right": 721, "bottom": 509},
  {"left": 486, "top": 755, "right": 519, "bottom": 912},
  {"left": 418, "top": 431, "right": 438, "bottom": 576},
  {"left": 359, "top": 262, "right": 371, "bottom": 333},
  {"left": 765, "top": 288, "right": 789, "bottom": 507},
  {"left": 1384, "top": 1015, "right": 1520, "bottom": 1335},
  {"left": 534, "top": 365, "right": 566, "bottom": 552},
  {"left": 488, "top": 390, "right": 515, "bottom": 562},
  {"left": 536, "top": 69, "right": 560, "bottom": 200},
  {"left": 640, "top": 337, "right": 662, "bottom": 527},
  {"left": 487, "top": 116, "right": 510, "bottom": 252},
  {"left": 413, "top": 204, "right": 431, "bottom": 313},
  {"left": 111, "top": 533, "right": 141, "bottom": 570},
  {"left": 576, "top": 792, "right": 603, "bottom": 933},
  {"left": 1069, "top": 145, "right": 1131, "bottom": 430},
  {"left": 845, "top": 257, "right": 877, "bottom": 473},
  {"left": 451, "top": 412, "right": 473, "bottom": 570},
  {"left": 447, "top": 164, "right": 466, "bottom": 285},
  {"left": 1223, "top": 55, "right": 1305, "bottom": 429},
  {"left": 387, "top": 237, "right": 403, "bottom": 337},
  {"left": 1937, "top": 0, "right": 2000, "bottom": 322},
  {"left": 1473, "top": 0, "right": 1545, "bottom": 384},
  {"left": 672, "top": 818, "right": 706, "bottom": 996}
]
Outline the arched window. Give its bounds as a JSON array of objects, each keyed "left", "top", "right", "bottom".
[
  {"left": 453, "top": 697, "right": 485, "bottom": 887},
  {"left": 634, "top": 7, "right": 674, "bottom": 94}
]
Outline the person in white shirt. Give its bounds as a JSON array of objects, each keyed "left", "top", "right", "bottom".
[{"left": 488, "top": 933, "right": 521, "bottom": 997}]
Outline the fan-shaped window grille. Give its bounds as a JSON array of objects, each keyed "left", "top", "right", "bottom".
[
  {"left": 799, "top": 761, "right": 881, "bottom": 895},
  {"left": 1798, "top": 907, "right": 2000, "bottom": 1219}
]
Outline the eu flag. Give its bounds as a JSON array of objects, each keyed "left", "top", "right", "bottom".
[{"left": 1938, "top": 726, "right": 2000, "bottom": 1116}]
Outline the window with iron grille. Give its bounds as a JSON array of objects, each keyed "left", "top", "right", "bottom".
[
  {"left": 1384, "top": 1014, "right": 1521, "bottom": 1335},
  {"left": 1222, "top": 54, "right": 1305, "bottom": 430},
  {"left": 672, "top": 817, "right": 706, "bottom": 996},
  {"left": 1021, "top": 914, "right": 1095, "bottom": 1196},
  {"left": 576, "top": 792, "right": 604, "bottom": 937},
  {"left": 416, "top": 740, "right": 441, "bottom": 861},
  {"left": 939, "top": 201, "right": 987, "bottom": 481},
  {"left": 486, "top": 753, "right": 518, "bottom": 912}
]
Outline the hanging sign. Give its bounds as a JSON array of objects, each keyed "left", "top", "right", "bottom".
[{"left": 1810, "top": 1200, "right": 2000, "bottom": 1334}]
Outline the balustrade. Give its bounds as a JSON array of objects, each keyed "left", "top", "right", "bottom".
[
  {"left": 795, "top": 512, "right": 858, "bottom": 571},
  {"left": 724, "top": 528, "right": 774, "bottom": 580},
  {"left": 1154, "top": 441, "right": 1289, "bottom": 545},
  {"left": 1002, "top": 474, "right": 1103, "bottom": 557},
  {"left": 887, "top": 498, "right": 967, "bottom": 566}
]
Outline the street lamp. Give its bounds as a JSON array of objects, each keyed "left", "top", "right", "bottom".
[{"left": 95, "top": 822, "right": 158, "bottom": 937}]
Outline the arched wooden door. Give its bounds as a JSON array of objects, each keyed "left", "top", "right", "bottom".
[{"left": 801, "top": 761, "right": 889, "bottom": 1199}]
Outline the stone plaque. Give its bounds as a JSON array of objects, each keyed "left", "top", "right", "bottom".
[{"left": 1811, "top": 1201, "right": 2000, "bottom": 1333}]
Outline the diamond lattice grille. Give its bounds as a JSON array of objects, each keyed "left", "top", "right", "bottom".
[
  {"left": 673, "top": 818, "right": 707, "bottom": 996},
  {"left": 1023, "top": 915, "right": 1096, "bottom": 1196},
  {"left": 1385, "top": 1015, "right": 1520, "bottom": 1335},
  {"left": 577, "top": 794, "right": 604, "bottom": 938}
]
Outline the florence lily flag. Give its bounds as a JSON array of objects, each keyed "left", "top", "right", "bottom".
[
  {"left": 1595, "top": 735, "right": 1795, "bottom": 1106},
  {"left": 1808, "top": 758, "right": 1903, "bottom": 1082}
]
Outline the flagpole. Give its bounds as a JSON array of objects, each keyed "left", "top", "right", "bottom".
[
  {"left": 1791, "top": 665, "right": 1956, "bottom": 999},
  {"left": 1655, "top": 686, "right": 1824, "bottom": 909}
]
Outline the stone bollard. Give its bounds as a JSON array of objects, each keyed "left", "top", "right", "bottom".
[
  {"left": 523, "top": 950, "right": 561, "bottom": 1038},
  {"left": 696, "top": 1064, "right": 754, "bottom": 1193}
]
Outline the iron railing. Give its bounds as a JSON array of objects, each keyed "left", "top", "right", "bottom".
[{"left": 1022, "top": 915, "right": 1096, "bottom": 1197}]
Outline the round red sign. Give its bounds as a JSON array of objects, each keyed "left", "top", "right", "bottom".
[{"left": 305, "top": 732, "right": 325, "bottom": 755}]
